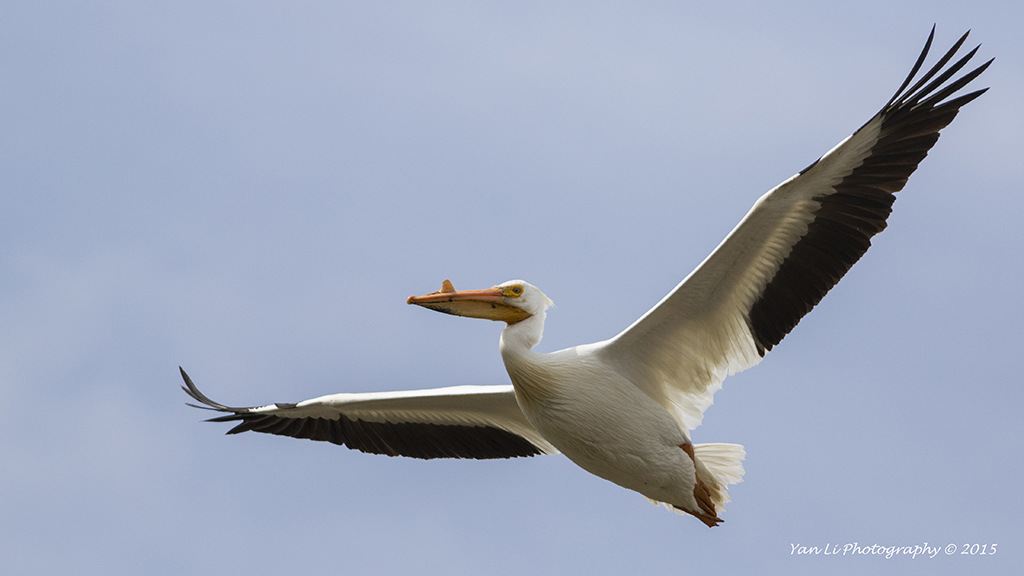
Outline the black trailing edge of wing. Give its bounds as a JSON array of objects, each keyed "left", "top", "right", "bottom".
[
  {"left": 180, "top": 367, "right": 544, "bottom": 460},
  {"left": 746, "top": 27, "right": 991, "bottom": 355}
]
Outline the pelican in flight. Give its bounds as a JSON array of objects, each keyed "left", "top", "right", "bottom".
[{"left": 182, "top": 29, "right": 989, "bottom": 526}]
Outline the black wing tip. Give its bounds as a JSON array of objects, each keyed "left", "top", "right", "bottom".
[
  {"left": 178, "top": 366, "right": 252, "bottom": 415},
  {"left": 886, "top": 26, "right": 991, "bottom": 113}
]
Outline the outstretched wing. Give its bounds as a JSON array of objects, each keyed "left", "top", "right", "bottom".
[
  {"left": 180, "top": 368, "right": 557, "bottom": 459},
  {"left": 597, "top": 28, "right": 991, "bottom": 431}
]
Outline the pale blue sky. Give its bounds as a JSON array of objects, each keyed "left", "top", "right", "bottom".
[{"left": 2, "top": 2, "right": 1022, "bottom": 575}]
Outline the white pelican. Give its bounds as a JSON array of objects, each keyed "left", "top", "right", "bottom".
[{"left": 182, "top": 29, "right": 990, "bottom": 526}]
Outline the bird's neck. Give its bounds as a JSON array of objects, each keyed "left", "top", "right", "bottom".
[
  {"left": 498, "top": 312, "right": 559, "bottom": 410},
  {"left": 498, "top": 312, "right": 546, "bottom": 358}
]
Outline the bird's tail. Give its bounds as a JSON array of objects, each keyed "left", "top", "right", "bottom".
[
  {"left": 645, "top": 442, "right": 746, "bottom": 523},
  {"left": 693, "top": 442, "right": 746, "bottom": 512}
]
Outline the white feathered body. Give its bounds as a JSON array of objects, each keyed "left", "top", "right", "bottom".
[{"left": 499, "top": 313, "right": 735, "bottom": 515}]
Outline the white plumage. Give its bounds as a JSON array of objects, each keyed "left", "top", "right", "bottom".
[{"left": 182, "top": 29, "right": 989, "bottom": 526}]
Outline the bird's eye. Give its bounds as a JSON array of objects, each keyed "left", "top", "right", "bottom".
[{"left": 503, "top": 284, "right": 524, "bottom": 298}]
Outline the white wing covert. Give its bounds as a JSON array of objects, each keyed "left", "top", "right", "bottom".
[
  {"left": 597, "top": 28, "right": 990, "bottom": 431},
  {"left": 180, "top": 368, "right": 557, "bottom": 459}
]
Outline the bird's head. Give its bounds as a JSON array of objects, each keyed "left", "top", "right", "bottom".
[{"left": 407, "top": 279, "right": 553, "bottom": 324}]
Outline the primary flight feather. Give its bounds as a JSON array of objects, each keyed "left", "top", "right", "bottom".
[{"left": 182, "top": 28, "right": 990, "bottom": 526}]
